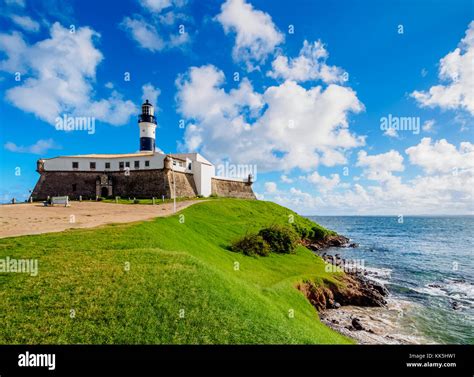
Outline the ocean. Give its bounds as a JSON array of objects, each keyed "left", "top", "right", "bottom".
[{"left": 307, "top": 216, "right": 474, "bottom": 345}]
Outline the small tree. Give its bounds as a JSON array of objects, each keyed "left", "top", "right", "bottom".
[
  {"left": 231, "top": 234, "right": 270, "bottom": 257},
  {"left": 258, "top": 225, "right": 299, "bottom": 254}
]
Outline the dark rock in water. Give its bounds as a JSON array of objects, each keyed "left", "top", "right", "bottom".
[
  {"left": 303, "top": 234, "right": 350, "bottom": 251},
  {"left": 452, "top": 301, "right": 461, "bottom": 310},
  {"left": 352, "top": 317, "right": 364, "bottom": 331},
  {"left": 326, "top": 235, "right": 350, "bottom": 247},
  {"left": 307, "top": 243, "right": 322, "bottom": 251},
  {"left": 427, "top": 283, "right": 442, "bottom": 288},
  {"left": 371, "top": 283, "right": 390, "bottom": 297},
  {"left": 349, "top": 243, "right": 359, "bottom": 248}
]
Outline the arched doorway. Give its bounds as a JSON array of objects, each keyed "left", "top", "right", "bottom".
[{"left": 96, "top": 174, "right": 113, "bottom": 198}]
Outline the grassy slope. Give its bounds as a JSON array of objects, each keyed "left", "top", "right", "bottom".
[{"left": 0, "top": 199, "right": 352, "bottom": 344}]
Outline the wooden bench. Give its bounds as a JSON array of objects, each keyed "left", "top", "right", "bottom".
[{"left": 50, "top": 196, "right": 70, "bottom": 207}]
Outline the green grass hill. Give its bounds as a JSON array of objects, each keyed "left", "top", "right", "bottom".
[{"left": 0, "top": 199, "right": 353, "bottom": 344}]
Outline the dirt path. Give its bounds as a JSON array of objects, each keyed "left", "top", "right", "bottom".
[{"left": 0, "top": 200, "right": 203, "bottom": 238}]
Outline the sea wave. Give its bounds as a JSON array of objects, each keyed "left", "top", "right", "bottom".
[
  {"left": 362, "top": 266, "right": 392, "bottom": 285},
  {"left": 320, "top": 297, "right": 434, "bottom": 344},
  {"left": 413, "top": 279, "right": 474, "bottom": 307}
]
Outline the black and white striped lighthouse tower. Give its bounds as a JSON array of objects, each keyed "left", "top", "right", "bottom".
[{"left": 138, "top": 99, "right": 157, "bottom": 152}]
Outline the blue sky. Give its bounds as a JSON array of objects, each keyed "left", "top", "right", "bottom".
[{"left": 0, "top": 0, "right": 473, "bottom": 215}]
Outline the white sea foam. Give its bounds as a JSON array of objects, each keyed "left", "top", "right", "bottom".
[
  {"left": 362, "top": 266, "right": 392, "bottom": 285},
  {"left": 414, "top": 279, "right": 474, "bottom": 306},
  {"left": 321, "top": 297, "right": 434, "bottom": 344}
]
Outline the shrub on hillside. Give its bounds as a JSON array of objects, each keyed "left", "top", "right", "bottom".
[
  {"left": 310, "top": 226, "right": 327, "bottom": 241},
  {"left": 231, "top": 234, "right": 270, "bottom": 257},
  {"left": 258, "top": 225, "right": 299, "bottom": 254},
  {"left": 291, "top": 223, "right": 310, "bottom": 239}
]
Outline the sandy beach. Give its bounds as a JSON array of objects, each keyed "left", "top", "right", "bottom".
[{"left": 0, "top": 200, "right": 201, "bottom": 238}]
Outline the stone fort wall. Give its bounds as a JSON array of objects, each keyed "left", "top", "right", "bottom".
[
  {"left": 32, "top": 170, "right": 255, "bottom": 200},
  {"left": 32, "top": 170, "right": 197, "bottom": 200},
  {"left": 211, "top": 178, "right": 256, "bottom": 199}
]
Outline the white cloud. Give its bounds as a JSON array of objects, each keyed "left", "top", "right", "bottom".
[
  {"left": 120, "top": 17, "right": 165, "bottom": 52},
  {"left": 168, "top": 31, "right": 190, "bottom": 47},
  {"left": 422, "top": 119, "right": 435, "bottom": 132},
  {"left": 267, "top": 40, "right": 344, "bottom": 83},
  {"left": 356, "top": 150, "right": 404, "bottom": 181},
  {"left": 411, "top": 21, "right": 474, "bottom": 115},
  {"left": 123, "top": 0, "right": 190, "bottom": 52},
  {"left": 140, "top": 0, "right": 173, "bottom": 13},
  {"left": 215, "top": 0, "right": 284, "bottom": 71},
  {"left": 4, "top": 139, "right": 60, "bottom": 154},
  {"left": 141, "top": 83, "right": 161, "bottom": 107},
  {"left": 267, "top": 138, "right": 474, "bottom": 215},
  {"left": 176, "top": 65, "right": 364, "bottom": 172},
  {"left": 280, "top": 174, "right": 293, "bottom": 183},
  {"left": 406, "top": 137, "right": 474, "bottom": 174},
  {"left": 0, "top": 23, "right": 136, "bottom": 126},
  {"left": 264, "top": 181, "right": 277, "bottom": 193},
  {"left": 5, "top": 0, "right": 25, "bottom": 7},
  {"left": 383, "top": 126, "right": 398, "bottom": 138},
  {"left": 120, "top": 15, "right": 189, "bottom": 52},
  {"left": 139, "top": 0, "right": 187, "bottom": 14},
  {"left": 303, "top": 171, "right": 340, "bottom": 192},
  {"left": 10, "top": 15, "right": 40, "bottom": 33},
  {"left": 87, "top": 92, "right": 137, "bottom": 126},
  {"left": 0, "top": 31, "right": 27, "bottom": 72},
  {"left": 272, "top": 167, "right": 474, "bottom": 215}
]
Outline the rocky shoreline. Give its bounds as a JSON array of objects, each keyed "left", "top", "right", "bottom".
[
  {"left": 298, "top": 234, "right": 415, "bottom": 344},
  {"left": 302, "top": 234, "right": 358, "bottom": 251}
]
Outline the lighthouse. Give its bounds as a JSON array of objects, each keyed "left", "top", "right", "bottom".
[{"left": 138, "top": 100, "right": 157, "bottom": 152}]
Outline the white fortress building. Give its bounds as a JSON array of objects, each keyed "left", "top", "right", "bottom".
[{"left": 32, "top": 101, "right": 255, "bottom": 200}]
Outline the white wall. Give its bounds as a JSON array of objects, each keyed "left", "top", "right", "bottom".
[
  {"left": 139, "top": 122, "right": 156, "bottom": 138},
  {"left": 43, "top": 153, "right": 166, "bottom": 171},
  {"left": 192, "top": 161, "right": 215, "bottom": 196}
]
